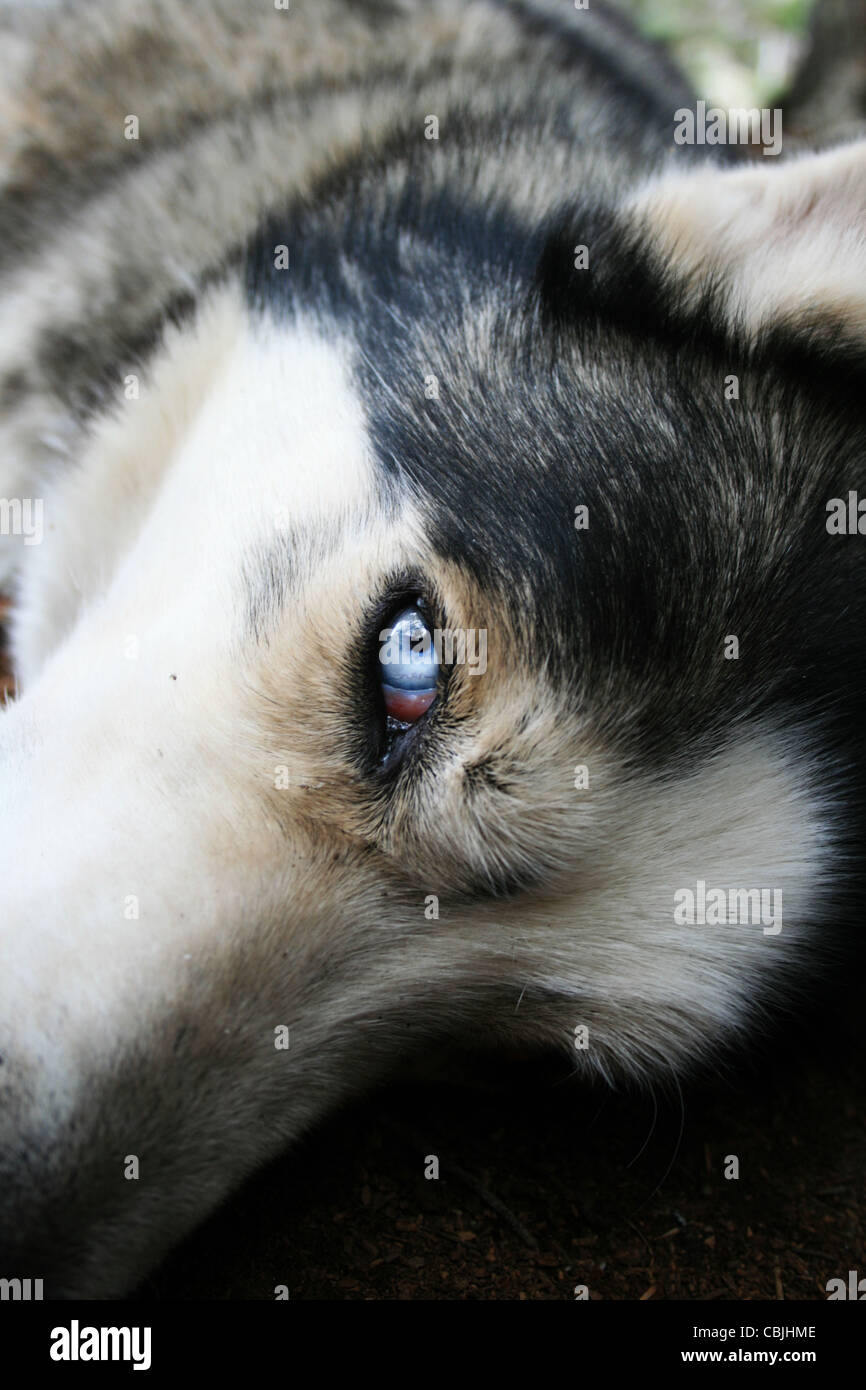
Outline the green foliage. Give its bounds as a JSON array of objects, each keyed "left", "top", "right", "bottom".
[{"left": 622, "top": 0, "right": 813, "bottom": 104}]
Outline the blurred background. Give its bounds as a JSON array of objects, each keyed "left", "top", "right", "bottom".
[
  {"left": 622, "top": 0, "right": 865, "bottom": 145},
  {"left": 627, "top": 0, "right": 811, "bottom": 105}
]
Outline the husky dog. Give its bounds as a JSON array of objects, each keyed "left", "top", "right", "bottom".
[{"left": 0, "top": 0, "right": 864, "bottom": 1299}]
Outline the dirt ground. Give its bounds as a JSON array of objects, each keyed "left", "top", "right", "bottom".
[{"left": 135, "top": 1023, "right": 864, "bottom": 1302}]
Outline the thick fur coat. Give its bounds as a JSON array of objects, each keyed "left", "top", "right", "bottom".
[{"left": 0, "top": 0, "right": 864, "bottom": 1297}]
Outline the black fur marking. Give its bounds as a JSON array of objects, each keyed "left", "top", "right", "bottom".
[
  {"left": 536, "top": 202, "right": 866, "bottom": 385},
  {"left": 246, "top": 167, "right": 866, "bottom": 794},
  {"left": 231, "top": 7, "right": 866, "bottom": 822}
]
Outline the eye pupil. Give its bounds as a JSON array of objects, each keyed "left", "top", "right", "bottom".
[{"left": 379, "top": 606, "right": 439, "bottom": 724}]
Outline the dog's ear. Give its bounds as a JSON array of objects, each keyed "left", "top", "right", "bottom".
[{"left": 628, "top": 140, "right": 866, "bottom": 347}]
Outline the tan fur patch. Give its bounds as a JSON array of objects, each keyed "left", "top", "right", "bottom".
[{"left": 630, "top": 140, "right": 866, "bottom": 341}]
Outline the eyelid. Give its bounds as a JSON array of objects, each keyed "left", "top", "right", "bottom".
[{"left": 382, "top": 686, "right": 437, "bottom": 722}]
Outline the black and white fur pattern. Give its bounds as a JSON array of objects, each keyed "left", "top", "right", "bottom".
[{"left": 0, "top": 0, "right": 864, "bottom": 1297}]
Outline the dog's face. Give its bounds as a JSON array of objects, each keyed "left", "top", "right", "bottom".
[{"left": 1, "top": 145, "right": 865, "bottom": 1295}]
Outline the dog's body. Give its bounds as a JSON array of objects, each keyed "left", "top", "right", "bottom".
[{"left": 0, "top": 0, "right": 865, "bottom": 1297}]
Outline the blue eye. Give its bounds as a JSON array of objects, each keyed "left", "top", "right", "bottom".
[{"left": 379, "top": 607, "right": 439, "bottom": 723}]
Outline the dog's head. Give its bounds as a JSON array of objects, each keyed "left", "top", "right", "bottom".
[{"left": 1, "top": 142, "right": 865, "bottom": 1295}]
